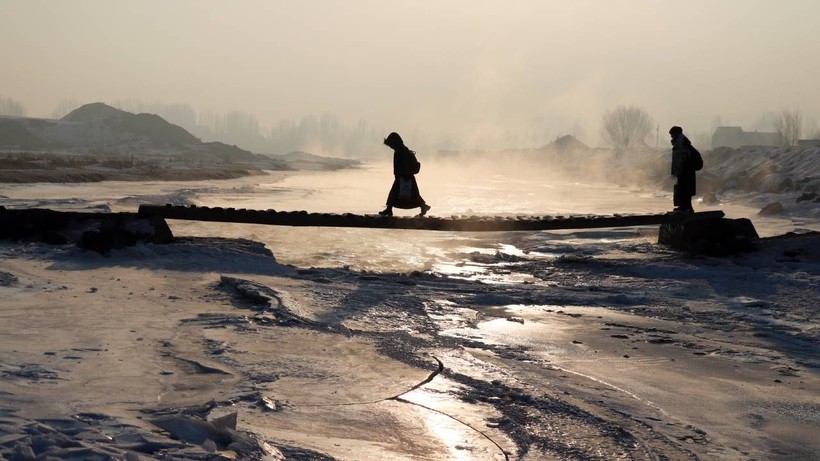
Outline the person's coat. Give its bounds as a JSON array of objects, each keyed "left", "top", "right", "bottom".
[
  {"left": 393, "top": 146, "right": 418, "bottom": 178},
  {"left": 671, "top": 134, "right": 697, "bottom": 197},
  {"left": 387, "top": 146, "right": 424, "bottom": 209}
]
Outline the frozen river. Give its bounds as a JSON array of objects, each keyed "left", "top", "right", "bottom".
[
  {"left": 1, "top": 161, "right": 818, "bottom": 460},
  {"left": 0, "top": 161, "right": 811, "bottom": 273}
]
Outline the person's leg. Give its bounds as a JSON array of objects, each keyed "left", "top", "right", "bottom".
[
  {"left": 682, "top": 174, "right": 696, "bottom": 211},
  {"left": 673, "top": 183, "right": 682, "bottom": 210},
  {"left": 684, "top": 193, "right": 694, "bottom": 212},
  {"left": 380, "top": 178, "right": 399, "bottom": 216},
  {"left": 411, "top": 177, "right": 431, "bottom": 215}
]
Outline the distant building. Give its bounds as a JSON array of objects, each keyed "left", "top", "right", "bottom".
[{"left": 712, "top": 126, "right": 780, "bottom": 148}]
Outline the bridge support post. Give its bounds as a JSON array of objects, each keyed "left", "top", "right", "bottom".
[
  {"left": 0, "top": 208, "right": 174, "bottom": 253},
  {"left": 659, "top": 212, "right": 758, "bottom": 255}
]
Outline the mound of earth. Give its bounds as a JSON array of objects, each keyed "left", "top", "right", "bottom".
[{"left": 0, "top": 103, "right": 271, "bottom": 166}]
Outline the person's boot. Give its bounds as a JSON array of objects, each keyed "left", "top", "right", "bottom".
[
  {"left": 419, "top": 204, "right": 431, "bottom": 216},
  {"left": 378, "top": 207, "right": 393, "bottom": 217}
]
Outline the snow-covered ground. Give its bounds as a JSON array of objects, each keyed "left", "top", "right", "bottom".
[{"left": 0, "top": 160, "right": 818, "bottom": 460}]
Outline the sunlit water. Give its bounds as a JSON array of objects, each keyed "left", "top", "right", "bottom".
[{"left": 0, "top": 161, "right": 814, "bottom": 273}]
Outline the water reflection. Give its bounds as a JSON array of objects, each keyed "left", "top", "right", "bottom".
[{"left": 400, "top": 386, "right": 508, "bottom": 460}]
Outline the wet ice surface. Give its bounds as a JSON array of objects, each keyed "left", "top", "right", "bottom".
[{"left": 1, "top": 163, "right": 819, "bottom": 460}]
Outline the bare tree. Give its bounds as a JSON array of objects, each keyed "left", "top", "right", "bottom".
[
  {"left": 774, "top": 108, "right": 802, "bottom": 147},
  {"left": 0, "top": 95, "right": 27, "bottom": 116},
  {"left": 601, "top": 105, "right": 653, "bottom": 150}
]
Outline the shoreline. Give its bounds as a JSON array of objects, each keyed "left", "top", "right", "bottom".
[{"left": 0, "top": 165, "right": 277, "bottom": 184}]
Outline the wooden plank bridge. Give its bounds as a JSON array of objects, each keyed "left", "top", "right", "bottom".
[{"left": 138, "top": 204, "right": 725, "bottom": 232}]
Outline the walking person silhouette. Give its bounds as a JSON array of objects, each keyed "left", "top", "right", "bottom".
[{"left": 379, "top": 132, "right": 431, "bottom": 217}]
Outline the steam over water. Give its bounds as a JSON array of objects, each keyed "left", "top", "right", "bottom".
[{"left": 0, "top": 161, "right": 809, "bottom": 272}]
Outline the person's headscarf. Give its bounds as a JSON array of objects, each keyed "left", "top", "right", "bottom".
[{"left": 384, "top": 132, "right": 404, "bottom": 149}]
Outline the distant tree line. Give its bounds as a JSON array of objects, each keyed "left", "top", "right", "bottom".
[
  {"left": 266, "top": 114, "right": 386, "bottom": 157},
  {"left": 107, "top": 99, "right": 386, "bottom": 157},
  {"left": 7, "top": 94, "right": 820, "bottom": 153},
  {"left": 599, "top": 105, "right": 820, "bottom": 150},
  {"left": 0, "top": 95, "right": 27, "bottom": 117}
]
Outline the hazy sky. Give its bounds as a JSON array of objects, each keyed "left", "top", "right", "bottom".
[{"left": 2, "top": 0, "right": 819, "bottom": 146}]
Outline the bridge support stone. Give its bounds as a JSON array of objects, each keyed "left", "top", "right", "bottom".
[
  {"left": 0, "top": 208, "right": 174, "bottom": 254},
  {"left": 658, "top": 212, "right": 758, "bottom": 255}
]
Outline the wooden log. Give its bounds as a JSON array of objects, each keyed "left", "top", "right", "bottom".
[{"left": 138, "top": 204, "right": 724, "bottom": 232}]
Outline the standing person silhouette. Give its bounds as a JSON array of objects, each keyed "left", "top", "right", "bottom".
[
  {"left": 669, "top": 125, "right": 702, "bottom": 212},
  {"left": 379, "top": 132, "right": 431, "bottom": 217}
]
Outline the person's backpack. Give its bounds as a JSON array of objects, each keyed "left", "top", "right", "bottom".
[{"left": 689, "top": 146, "right": 703, "bottom": 171}]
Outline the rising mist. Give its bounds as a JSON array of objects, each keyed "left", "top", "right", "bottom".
[{"left": 2, "top": 1, "right": 819, "bottom": 153}]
